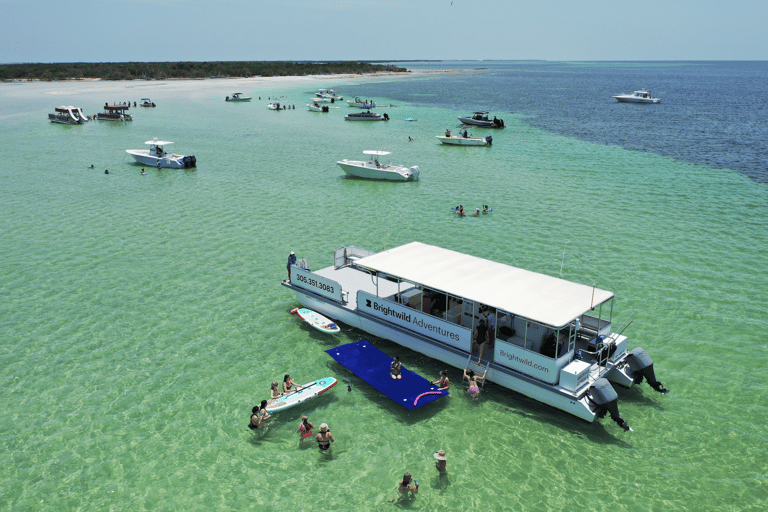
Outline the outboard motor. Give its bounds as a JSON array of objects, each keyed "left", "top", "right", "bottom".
[
  {"left": 225, "top": 96, "right": 229, "bottom": 101},
  {"left": 589, "top": 378, "right": 631, "bottom": 431},
  {"left": 485, "top": 135, "right": 493, "bottom": 146},
  {"left": 383, "top": 113, "right": 389, "bottom": 121},
  {"left": 626, "top": 347, "right": 668, "bottom": 394}
]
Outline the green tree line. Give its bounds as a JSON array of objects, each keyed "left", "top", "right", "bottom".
[{"left": 0, "top": 61, "right": 408, "bottom": 81}]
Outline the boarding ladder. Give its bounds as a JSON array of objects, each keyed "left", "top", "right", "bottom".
[{"left": 464, "top": 354, "right": 491, "bottom": 388}]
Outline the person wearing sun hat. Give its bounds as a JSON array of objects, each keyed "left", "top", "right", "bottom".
[
  {"left": 434, "top": 449, "right": 447, "bottom": 475},
  {"left": 315, "top": 423, "right": 335, "bottom": 451}
]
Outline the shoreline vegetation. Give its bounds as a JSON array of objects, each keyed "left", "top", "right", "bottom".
[{"left": 0, "top": 61, "right": 409, "bottom": 82}]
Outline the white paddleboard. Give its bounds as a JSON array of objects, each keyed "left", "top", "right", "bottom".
[
  {"left": 265, "top": 377, "right": 337, "bottom": 413},
  {"left": 292, "top": 308, "right": 340, "bottom": 333}
]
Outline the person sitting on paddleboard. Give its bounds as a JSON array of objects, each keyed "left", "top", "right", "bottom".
[
  {"left": 316, "top": 423, "right": 335, "bottom": 451},
  {"left": 283, "top": 374, "right": 297, "bottom": 394},
  {"left": 270, "top": 381, "right": 282, "bottom": 401},
  {"left": 297, "top": 415, "right": 314, "bottom": 441},
  {"left": 390, "top": 356, "right": 402, "bottom": 380}
]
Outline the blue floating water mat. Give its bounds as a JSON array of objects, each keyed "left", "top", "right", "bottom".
[{"left": 325, "top": 339, "right": 449, "bottom": 410}]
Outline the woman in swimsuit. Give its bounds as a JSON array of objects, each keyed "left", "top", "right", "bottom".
[
  {"left": 248, "top": 406, "right": 262, "bottom": 430},
  {"left": 430, "top": 370, "right": 450, "bottom": 391},
  {"left": 472, "top": 319, "right": 487, "bottom": 364},
  {"left": 258, "top": 400, "right": 271, "bottom": 422},
  {"left": 283, "top": 374, "right": 297, "bottom": 394},
  {"left": 464, "top": 368, "right": 487, "bottom": 398},
  {"left": 296, "top": 415, "right": 314, "bottom": 441},
  {"left": 270, "top": 381, "right": 282, "bottom": 402},
  {"left": 398, "top": 472, "right": 419, "bottom": 497},
  {"left": 390, "top": 356, "right": 402, "bottom": 380},
  {"left": 315, "top": 423, "right": 335, "bottom": 451}
]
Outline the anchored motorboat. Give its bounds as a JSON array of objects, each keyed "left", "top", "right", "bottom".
[
  {"left": 613, "top": 89, "right": 661, "bottom": 104},
  {"left": 436, "top": 129, "right": 492, "bottom": 146},
  {"left": 96, "top": 104, "right": 132, "bottom": 122},
  {"left": 344, "top": 106, "right": 388, "bottom": 121},
  {"left": 347, "top": 97, "right": 376, "bottom": 108},
  {"left": 282, "top": 242, "right": 669, "bottom": 429},
  {"left": 226, "top": 93, "right": 252, "bottom": 102},
  {"left": 307, "top": 102, "right": 330, "bottom": 112},
  {"left": 316, "top": 89, "right": 343, "bottom": 101},
  {"left": 126, "top": 138, "right": 197, "bottom": 169},
  {"left": 458, "top": 111, "right": 505, "bottom": 128},
  {"left": 139, "top": 98, "right": 156, "bottom": 107},
  {"left": 48, "top": 106, "right": 89, "bottom": 124},
  {"left": 268, "top": 102, "right": 285, "bottom": 110},
  {"left": 337, "top": 150, "right": 419, "bottom": 181}
]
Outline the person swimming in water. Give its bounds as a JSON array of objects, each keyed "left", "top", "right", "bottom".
[{"left": 463, "top": 368, "right": 488, "bottom": 398}]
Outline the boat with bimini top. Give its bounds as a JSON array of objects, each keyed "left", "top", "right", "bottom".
[
  {"left": 281, "top": 242, "right": 668, "bottom": 430},
  {"left": 96, "top": 104, "right": 132, "bottom": 122},
  {"left": 48, "top": 106, "right": 89, "bottom": 124},
  {"left": 436, "top": 129, "right": 491, "bottom": 146},
  {"left": 139, "top": 98, "right": 156, "bottom": 107},
  {"left": 337, "top": 150, "right": 419, "bottom": 181},
  {"left": 345, "top": 106, "right": 388, "bottom": 121},
  {"left": 226, "top": 93, "right": 252, "bottom": 102},
  {"left": 126, "top": 138, "right": 197, "bottom": 169}
]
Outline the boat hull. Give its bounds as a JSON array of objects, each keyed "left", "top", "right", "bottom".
[
  {"left": 613, "top": 96, "right": 661, "bottom": 104},
  {"left": 337, "top": 161, "right": 418, "bottom": 181},
  {"left": 126, "top": 150, "right": 196, "bottom": 169},
  {"left": 436, "top": 135, "right": 489, "bottom": 146}
]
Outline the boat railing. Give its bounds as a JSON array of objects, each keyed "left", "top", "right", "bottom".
[{"left": 334, "top": 246, "right": 375, "bottom": 269}]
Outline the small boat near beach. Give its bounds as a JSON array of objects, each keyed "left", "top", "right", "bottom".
[
  {"left": 283, "top": 242, "right": 669, "bottom": 429},
  {"left": 225, "top": 93, "right": 251, "bottom": 102},
  {"left": 268, "top": 102, "right": 285, "bottom": 110},
  {"left": 139, "top": 98, "right": 156, "bottom": 107},
  {"left": 96, "top": 104, "right": 132, "bottom": 122},
  {"left": 48, "top": 106, "right": 89, "bottom": 124},
  {"left": 307, "top": 102, "right": 330, "bottom": 112},
  {"left": 613, "top": 89, "right": 661, "bottom": 104},
  {"left": 337, "top": 150, "right": 419, "bottom": 181},
  {"left": 344, "top": 107, "right": 388, "bottom": 121},
  {"left": 347, "top": 97, "right": 376, "bottom": 108},
  {"left": 458, "top": 111, "right": 505, "bottom": 128},
  {"left": 436, "top": 129, "right": 492, "bottom": 146},
  {"left": 316, "top": 89, "right": 343, "bottom": 101},
  {"left": 126, "top": 138, "right": 197, "bottom": 169}
]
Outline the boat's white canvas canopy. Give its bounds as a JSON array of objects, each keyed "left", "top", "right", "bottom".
[
  {"left": 363, "top": 150, "right": 390, "bottom": 156},
  {"left": 353, "top": 242, "right": 614, "bottom": 328},
  {"left": 145, "top": 140, "right": 173, "bottom": 145}
]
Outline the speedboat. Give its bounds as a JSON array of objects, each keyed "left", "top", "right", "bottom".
[
  {"left": 282, "top": 241, "right": 669, "bottom": 430},
  {"left": 458, "top": 111, "right": 505, "bottom": 128},
  {"left": 337, "top": 150, "right": 419, "bottom": 181},
  {"left": 311, "top": 96, "right": 335, "bottom": 103},
  {"left": 139, "top": 98, "right": 156, "bottom": 107},
  {"left": 96, "top": 104, "right": 132, "bottom": 122},
  {"left": 307, "top": 102, "right": 330, "bottom": 112},
  {"left": 226, "top": 93, "right": 252, "bottom": 102},
  {"left": 316, "top": 89, "right": 343, "bottom": 101},
  {"left": 48, "top": 106, "right": 89, "bottom": 124},
  {"left": 613, "top": 89, "right": 661, "bottom": 104},
  {"left": 344, "top": 107, "right": 388, "bottom": 121},
  {"left": 436, "top": 129, "right": 492, "bottom": 146},
  {"left": 348, "top": 97, "right": 376, "bottom": 108},
  {"left": 126, "top": 138, "right": 197, "bottom": 169},
  {"left": 268, "top": 102, "right": 284, "bottom": 110}
]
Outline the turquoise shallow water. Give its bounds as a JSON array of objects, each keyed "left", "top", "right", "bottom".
[{"left": 1, "top": 72, "right": 767, "bottom": 511}]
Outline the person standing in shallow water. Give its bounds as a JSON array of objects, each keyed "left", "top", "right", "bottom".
[
  {"left": 434, "top": 449, "right": 447, "bottom": 477},
  {"left": 315, "top": 423, "right": 335, "bottom": 451}
]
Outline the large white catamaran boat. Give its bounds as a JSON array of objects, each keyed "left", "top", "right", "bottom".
[{"left": 282, "top": 242, "right": 668, "bottom": 430}]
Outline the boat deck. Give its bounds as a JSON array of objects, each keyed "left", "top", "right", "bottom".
[{"left": 313, "top": 265, "right": 409, "bottom": 310}]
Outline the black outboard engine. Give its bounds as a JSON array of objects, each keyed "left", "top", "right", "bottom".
[
  {"left": 225, "top": 96, "right": 229, "bottom": 101},
  {"left": 626, "top": 347, "right": 668, "bottom": 394},
  {"left": 485, "top": 135, "right": 493, "bottom": 146},
  {"left": 383, "top": 113, "right": 389, "bottom": 121},
  {"left": 589, "top": 378, "right": 631, "bottom": 431}
]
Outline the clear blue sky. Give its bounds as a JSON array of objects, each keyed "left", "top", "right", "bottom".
[{"left": 1, "top": 0, "right": 766, "bottom": 63}]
